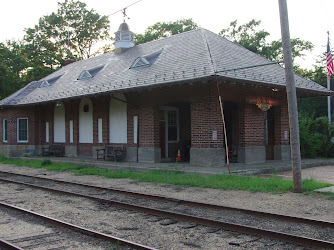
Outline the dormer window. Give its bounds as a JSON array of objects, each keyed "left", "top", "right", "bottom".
[
  {"left": 130, "top": 49, "right": 163, "bottom": 69},
  {"left": 78, "top": 66, "right": 104, "bottom": 80},
  {"left": 39, "top": 74, "right": 63, "bottom": 88},
  {"left": 130, "top": 57, "right": 151, "bottom": 69},
  {"left": 78, "top": 70, "right": 92, "bottom": 80},
  {"left": 40, "top": 80, "right": 50, "bottom": 88}
]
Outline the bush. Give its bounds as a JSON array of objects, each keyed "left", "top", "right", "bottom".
[
  {"left": 41, "top": 159, "right": 52, "bottom": 166},
  {"left": 299, "top": 117, "right": 334, "bottom": 158}
]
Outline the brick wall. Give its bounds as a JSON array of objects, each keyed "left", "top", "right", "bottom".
[
  {"left": 0, "top": 79, "right": 292, "bottom": 159},
  {"left": 0, "top": 106, "right": 39, "bottom": 145}
]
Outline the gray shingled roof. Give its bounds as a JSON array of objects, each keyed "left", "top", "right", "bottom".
[{"left": 0, "top": 28, "right": 331, "bottom": 106}]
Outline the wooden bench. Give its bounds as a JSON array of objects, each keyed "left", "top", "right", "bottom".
[
  {"left": 96, "top": 145, "right": 125, "bottom": 161},
  {"left": 42, "top": 144, "right": 64, "bottom": 157}
]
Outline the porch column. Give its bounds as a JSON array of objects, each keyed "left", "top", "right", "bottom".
[
  {"left": 274, "top": 102, "right": 291, "bottom": 160},
  {"left": 237, "top": 103, "right": 266, "bottom": 164}
]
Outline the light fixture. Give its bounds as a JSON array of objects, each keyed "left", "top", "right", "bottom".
[
  {"left": 56, "top": 102, "right": 62, "bottom": 107},
  {"left": 272, "top": 88, "right": 279, "bottom": 92}
]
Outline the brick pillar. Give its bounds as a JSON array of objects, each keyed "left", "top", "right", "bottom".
[
  {"left": 127, "top": 105, "right": 160, "bottom": 163},
  {"left": 274, "top": 102, "right": 291, "bottom": 160},
  {"left": 190, "top": 96, "right": 225, "bottom": 167},
  {"left": 237, "top": 103, "right": 266, "bottom": 163}
]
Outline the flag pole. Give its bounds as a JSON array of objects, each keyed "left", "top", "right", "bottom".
[
  {"left": 328, "top": 32, "right": 332, "bottom": 124},
  {"left": 329, "top": 76, "right": 331, "bottom": 124}
]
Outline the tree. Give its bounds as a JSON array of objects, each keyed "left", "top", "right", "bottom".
[
  {"left": 219, "top": 19, "right": 313, "bottom": 62},
  {"left": 295, "top": 58, "right": 329, "bottom": 118},
  {"left": 0, "top": 0, "right": 111, "bottom": 100},
  {"left": 24, "top": 0, "right": 111, "bottom": 61},
  {"left": 0, "top": 42, "right": 26, "bottom": 99},
  {"left": 135, "top": 19, "right": 199, "bottom": 45}
]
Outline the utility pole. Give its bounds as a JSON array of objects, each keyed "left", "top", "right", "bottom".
[{"left": 278, "top": 0, "right": 303, "bottom": 193}]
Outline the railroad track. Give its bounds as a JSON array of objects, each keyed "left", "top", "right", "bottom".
[
  {"left": 0, "top": 201, "right": 155, "bottom": 250},
  {"left": 0, "top": 170, "right": 333, "bottom": 249}
]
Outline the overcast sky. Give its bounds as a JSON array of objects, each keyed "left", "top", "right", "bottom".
[{"left": 1, "top": 0, "right": 333, "bottom": 69}]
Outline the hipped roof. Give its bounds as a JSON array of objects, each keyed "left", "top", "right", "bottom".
[{"left": 0, "top": 28, "right": 331, "bottom": 107}]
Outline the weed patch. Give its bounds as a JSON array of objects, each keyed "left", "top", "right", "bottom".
[{"left": 0, "top": 154, "right": 332, "bottom": 195}]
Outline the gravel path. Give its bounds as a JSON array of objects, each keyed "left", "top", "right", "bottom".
[{"left": 0, "top": 163, "right": 334, "bottom": 249}]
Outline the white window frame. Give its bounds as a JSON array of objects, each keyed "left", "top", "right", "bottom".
[
  {"left": 17, "top": 118, "right": 28, "bottom": 143},
  {"left": 3, "top": 119, "right": 7, "bottom": 143}
]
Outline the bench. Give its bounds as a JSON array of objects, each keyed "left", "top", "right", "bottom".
[
  {"left": 42, "top": 144, "right": 64, "bottom": 157},
  {"left": 96, "top": 145, "right": 125, "bottom": 162}
]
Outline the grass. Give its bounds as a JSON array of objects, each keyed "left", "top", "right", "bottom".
[{"left": 0, "top": 155, "right": 332, "bottom": 195}]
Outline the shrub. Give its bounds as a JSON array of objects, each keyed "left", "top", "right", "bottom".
[
  {"left": 299, "top": 117, "right": 334, "bottom": 158},
  {"left": 41, "top": 159, "right": 52, "bottom": 166}
]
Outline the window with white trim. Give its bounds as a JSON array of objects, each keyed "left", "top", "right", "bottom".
[
  {"left": 17, "top": 118, "right": 28, "bottom": 143},
  {"left": 3, "top": 119, "right": 7, "bottom": 142}
]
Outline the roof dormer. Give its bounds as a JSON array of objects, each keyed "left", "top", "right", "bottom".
[{"left": 114, "top": 22, "right": 135, "bottom": 53}]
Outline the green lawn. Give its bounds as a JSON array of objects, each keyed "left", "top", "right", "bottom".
[{"left": 0, "top": 155, "right": 332, "bottom": 196}]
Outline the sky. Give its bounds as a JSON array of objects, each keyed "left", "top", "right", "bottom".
[{"left": 1, "top": 0, "right": 333, "bottom": 69}]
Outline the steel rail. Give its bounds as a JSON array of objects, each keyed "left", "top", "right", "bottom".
[
  {"left": 0, "top": 201, "right": 155, "bottom": 250},
  {"left": 0, "top": 239, "right": 24, "bottom": 250},
  {"left": 0, "top": 176, "right": 333, "bottom": 248},
  {"left": 0, "top": 170, "right": 333, "bottom": 229}
]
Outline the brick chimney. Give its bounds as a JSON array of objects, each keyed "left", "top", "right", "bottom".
[{"left": 64, "top": 59, "right": 76, "bottom": 66}]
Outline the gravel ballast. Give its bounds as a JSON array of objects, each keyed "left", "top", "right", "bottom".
[{"left": 0, "top": 163, "right": 333, "bottom": 249}]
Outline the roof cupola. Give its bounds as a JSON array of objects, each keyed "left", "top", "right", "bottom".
[{"left": 114, "top": 22, "right": 135, "bottom": 53}]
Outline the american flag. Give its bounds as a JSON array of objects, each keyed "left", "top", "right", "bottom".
[{"left": 327, "top": 36, "right": 334, "bottom": 77}]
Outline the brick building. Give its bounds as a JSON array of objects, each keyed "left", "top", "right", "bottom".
[{"left": 0, "top": 23, "right": 331, "bottom": 166}]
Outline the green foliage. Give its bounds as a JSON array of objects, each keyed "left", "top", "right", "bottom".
[
  {"left": 135, "top": 19, "right": 199, "bottom": 45},
  {"left": 295, "top": 63, "right": 331, "bottom": 118},
  {"left": 0, "top": 155, "right": 331, "bottom": 194},
  {"left": 0, "top": 0, "right": 111, "bottom": 101},
  {"left": 0, "top": 42, "right": 26, "bottom": 99},
  {"left": 24, "top": 0, "right": 111, "bottom": 60},
  {"left": 219, "top": 19, "right": 313, "bottom": 62},
  {"left": 299, "top": 117, "right": 334, "bottom": 158},
  {"left": 41, "top": 159, "right": 52, "bottom": 166}
]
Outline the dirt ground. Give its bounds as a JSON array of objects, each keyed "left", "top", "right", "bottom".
[{"left": 274, "top": 165, "right": 334, "bottom": 184}]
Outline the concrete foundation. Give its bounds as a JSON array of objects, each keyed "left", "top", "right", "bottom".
[
  {"left": 127, "top": 147, "right": 161, "bottom": 163},
  {"left": 126, "top": 147, "right": 138, "bottom": 162},
  {"left": 0, "top": 144, "right": 38, "bottom": 157},
  {"left": 190, "top": 148, "right": 225, "bottom": 167},
  {"left": 65, "top": 145, "right": 78, "bottom": 157},
  {"left": 274, "top": 145, "right": 291, "bottom": 161},
  {"left": 237, "top": 146, "right": 266, "bottom": 164}
]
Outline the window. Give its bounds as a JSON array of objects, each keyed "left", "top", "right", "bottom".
[
  {"left": 3, "top": 119, "right": 7, "bottom": 142},
  {"left": 130, "top": 57, "right": 151, "bottom": 69},
  {"left": 78, "top": 66, "right": 104, "bottom": 80},
  {"left": 40, "top": 80, "right": 50, "bottom": 88},
  {"left": 168, "top": 111, "right": 178, "bottom": 141},
  {"left": 17, "top": 118, "right": 28, "bottom": 142},
  {"left": 39, "top": 74, "right": 63, "bottom": 88},
  {"left": 130, "top": 49, "right": 162, "bottom": 69}
]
